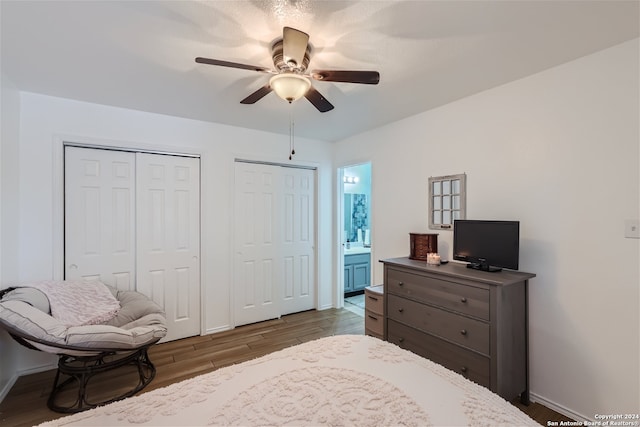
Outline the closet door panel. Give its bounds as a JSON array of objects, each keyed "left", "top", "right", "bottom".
[
  {"left": 136, "top": 154, "right": 201, "bottom": 342},
  {"left": 65, "top": 147, "right": 136, "bottom": 291},
  {"left": 234, "top": 163, "right": 281, "bottom": 326},
  {"left": 280, "top": 168, "right": 315, "bottom": 315}
]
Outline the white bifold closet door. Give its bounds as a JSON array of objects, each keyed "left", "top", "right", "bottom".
[
  {"left": 234, "top": 161, "right": 315, "bottom": 327},
  {"left": 65, "top": 148, "right": 136, "bottom": 289},
  {"left": 135, "top": 153, "right": 200, "bottom": 342},
  {"left": 65, "top": 146, "right": 201, "bottom": 342}
]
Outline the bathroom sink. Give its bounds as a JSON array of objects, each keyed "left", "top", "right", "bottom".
[{"left": 344, "top": 246, "right": 371, "bottom": 255}]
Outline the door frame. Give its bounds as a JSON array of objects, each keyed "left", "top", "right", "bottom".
[
  {"left": 52, "top": 135, "right": 207, "bottom": 336},
  {"left": 336, "top": 161, "right": 373, "bottom": 308},
  {"left": 230, "top": 156, "right": 320, "bottom": 328}
]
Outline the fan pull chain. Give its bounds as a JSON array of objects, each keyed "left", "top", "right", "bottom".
[{"left": 289, "top": 108, "right": 296, "bottom": 160}]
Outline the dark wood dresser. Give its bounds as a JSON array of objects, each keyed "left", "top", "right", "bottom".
[{"left": 381, "top": 257, "right": 535, "bottom": 403}]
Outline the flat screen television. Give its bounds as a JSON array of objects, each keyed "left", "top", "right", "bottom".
[{"left": 453, "top": 220, "right": 520, "bottom": 272}]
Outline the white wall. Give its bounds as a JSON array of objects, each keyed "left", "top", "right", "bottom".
[
  {"left": 0, "top": 72, "right": 22, "bottom": 398},
  {"left": 335, "top": 39, "right": 639, "bottom": 419},
  {"left": 1, "top": 74, "right": 20, "bottom": 286},
  {"left": 9, "top": 92, "right": 334, "bottom": 373}
]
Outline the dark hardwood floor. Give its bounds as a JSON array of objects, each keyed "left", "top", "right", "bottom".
[{"left": 0, "top": 308, "right": 571, "bottom": 426}]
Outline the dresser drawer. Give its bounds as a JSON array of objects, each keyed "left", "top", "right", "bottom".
[
  {"left": 364, "top": 286, "right": 384, "bottom": 315},
  {"left": 365, "top": 310, "right": 384, "bottom": 336},
  {"left": 386, "top": 268, "right": 490, "bottom": 320},
  {"left": 387, "top": 294, "right": 490, "bottom": 355},
  {"left": 365, "top": 329, "right": 383, "bottom": 340},
  {"left": 387, "top": 319, "right": 490, "bottom": 388}
]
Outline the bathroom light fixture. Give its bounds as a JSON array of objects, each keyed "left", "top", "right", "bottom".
[
  {"left": 343, "top": 176, "right": 359, "bottom": 184},
  {"left": 269, "top": 73, "right": 311, "bottom": 102}
]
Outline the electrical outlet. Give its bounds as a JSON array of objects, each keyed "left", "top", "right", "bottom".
[{"left": 624, "top": 219, "right": 640, "bottom": 239}]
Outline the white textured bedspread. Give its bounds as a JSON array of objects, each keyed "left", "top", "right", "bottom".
[{"left": 38, "top": 335, "right": 537, "bottom": 426}]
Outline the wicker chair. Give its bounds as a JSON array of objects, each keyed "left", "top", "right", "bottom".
[{"left": 0, "top": 284, "right": 167, "bottom": 413}]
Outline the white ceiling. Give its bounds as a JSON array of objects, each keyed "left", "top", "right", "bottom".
[{"left": 2, "top": 1, "right": 638, "bottom": 142}]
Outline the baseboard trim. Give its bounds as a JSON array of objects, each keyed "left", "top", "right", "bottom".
[
  {"left": 0, "top": 374, "right": 18, "bottom": 403},
  {"left": 0, "top": 362, "right": 57, "bottom": 404},
  {"left": 530, "top": 392, "right": 590, "bottom": 422},
  {"left": 205, "top": 325, "right": 232, "bottom": 335}
]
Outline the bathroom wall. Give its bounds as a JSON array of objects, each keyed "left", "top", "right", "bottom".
[{"left": 343, "top": 163, "right": 371, "bottom": 245}]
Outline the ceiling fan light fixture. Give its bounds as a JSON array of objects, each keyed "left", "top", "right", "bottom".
[
  {"left": 195, "top": 26, "right": 378, "bottom": 112},
  {"left": 269, "top": 73, "right": 311, "bottom": 103}
]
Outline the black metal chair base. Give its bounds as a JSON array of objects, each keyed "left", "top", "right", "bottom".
[{"left": 47, "top": 346, "right": 156, "bottom": 413}]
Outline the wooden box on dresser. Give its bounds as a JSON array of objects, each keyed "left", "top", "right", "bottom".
[{"left": 381, "top": 257, "right": 535, "bottom": 404}]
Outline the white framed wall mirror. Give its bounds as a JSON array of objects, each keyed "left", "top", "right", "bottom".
[{"left": 429, "top": 173, "right": 467, "bottom": 230}]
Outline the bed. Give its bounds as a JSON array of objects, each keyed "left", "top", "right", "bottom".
[{"left": 37, "top": 334, "right": 538, "bottom": 426}]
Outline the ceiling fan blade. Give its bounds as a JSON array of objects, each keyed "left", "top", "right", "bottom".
[
  {"left": 195, "top": 57, "right": 271, "bottom": 73},
  {"left": 240, "top": 85, "right": 273, "bottom": 104},
  {"left": 311, "top": 70, "right": 380, "bottom": 85},
  {"left": 304, "top": 86, "right": 334, "bottom": 113},
  {"left": 283, "top": 27, "right": 309, "bottom": 69}
]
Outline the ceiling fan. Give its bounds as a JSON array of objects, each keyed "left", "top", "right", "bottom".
[{"left": 195, "top": 27, "right": 380, "bottom": 113}]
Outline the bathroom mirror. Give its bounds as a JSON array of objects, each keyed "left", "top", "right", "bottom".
[{"left": 344, "top": 193, "right": 369, "bottom": 244}]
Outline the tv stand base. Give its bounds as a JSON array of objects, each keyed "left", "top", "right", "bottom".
[{"left": 467, "top": 263, "right": 502, "bottom": 272}]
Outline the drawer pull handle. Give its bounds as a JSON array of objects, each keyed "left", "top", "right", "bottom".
[
  {"left": 460, "top": 366, "right": 468, "bottom": 374},
  {"left": 367, "top": 314, "right": 378, "bottom": 320},
  {"left": 398, "top": 281, "right": 404, "bottom": 286},
  {"left": 460, "top": 329, "right": 467, "bottom": 336},
  {"left": 367, "top": 296, "right": 378, "bottom": 302},
  {"left": 460, "top": 297, "right": 468, "bottom": 303},
  {"left": 398, "top": 308, "right": 404, "bottom": 313}
]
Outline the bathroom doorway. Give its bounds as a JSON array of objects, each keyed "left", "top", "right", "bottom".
[{"left": 340, "top": 163, "right": 371, "bottom": 316}]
